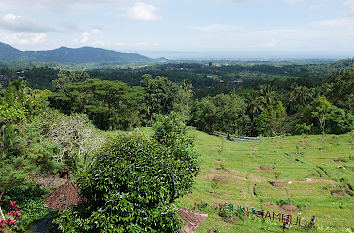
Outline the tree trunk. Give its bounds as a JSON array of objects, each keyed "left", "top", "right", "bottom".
[{"left": 0, "top": 206, "right": 5, "bottom": 220}]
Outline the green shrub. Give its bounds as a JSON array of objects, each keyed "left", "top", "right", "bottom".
[
  {"left": 55, "top": 131, "right": 199, "bottom": 232},
  {"left": 326, "top": 106, "right": 354, "bottom": 134},
  {"left": 276, "top": 199, "right": 291, "bottom": 206},
  {"left": 19, "top": 198, "right": 49, "bottom": 228},
  {"left": 294, "top": 123, "right": 313, "bottom": 135}
]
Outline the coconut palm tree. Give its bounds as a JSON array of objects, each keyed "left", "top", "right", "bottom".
[
  {"left": 259, "top": 84, "right": 276, "bottom": 106},
  {"left": 246, "top": 91, "right": 264, "bottom": 120}
]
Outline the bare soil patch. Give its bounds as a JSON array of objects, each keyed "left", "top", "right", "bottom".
[
  {"left": 208, "top": 175, "right": 228, "bottom": 184},
  {"left": 222, "top": 216, "right": 237, "bottom": 224},
  {"left": 207, "top": 190, "right": 231, "bottom": 196},
  {"left": 239, "top": 189, "right": 246, "bottom": 195},
  {"left": 278, "top": 204, "right": 300, "bottom": 213},
  {"left": 269, "top": 181, "right": 284, "bottom": 187},
  {"left": 178, "top": 207, "right": 208, "bottom": 233},
  {"left": 331, "top": 190, "right": 347, "bottom": 197},
  {"left": 207, "top": 228, "right": 220, "bottom": 233},
  {"left": 32, "top": 175, "right": 65, "bottom": 188},
  {"left": 250, "top": 146, "right": 258, "bottom": 153},
  {"left": 256, "top": 166, "right": 274, "bottom": 171},
  {"left": 248, "top": 173, "right": 267, "bottom": 182},
  {"left": 227, "top": 169, "right": 265, "bottom": 182},
  {"left": 215, "top": 167, "right": 231, "bottom": 172},
  {"left": 301, "top": 140, "right": 309, "bottom": 148},
  {"left": 265, "top": 202, "right": 275, "bottom": 207},
  {"left": 318, "top": 148, "right": 325, "bottom": 151},
  {"left": 214, "top": 158, "right": 224, "bottom": 162}
]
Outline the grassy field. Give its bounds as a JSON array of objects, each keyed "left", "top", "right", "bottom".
[{"left": 174, "top": 130, "right": 354, "bottom": 233}]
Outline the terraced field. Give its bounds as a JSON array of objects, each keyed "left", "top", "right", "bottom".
[{"left": 176, "top": 131, "right": 354, "bottom": 232}]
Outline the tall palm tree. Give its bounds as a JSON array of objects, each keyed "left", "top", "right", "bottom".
[
  {"left": 259, "top": 84, "right": 276, "bottom": 106},
  {"left": 246, "top": 91, "right": 264, "bottom": 120}
]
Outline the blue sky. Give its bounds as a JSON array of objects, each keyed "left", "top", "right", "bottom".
[{"left": 0, "top": 0, "right": 353, "bottom": 58}]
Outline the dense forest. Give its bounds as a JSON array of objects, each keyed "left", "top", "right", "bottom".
[
  {"left": 0, "top": 58, "right": 353, "bottom": 232},
  {"left": 2, "top": 58, "right": 352, "bottom": 136}
]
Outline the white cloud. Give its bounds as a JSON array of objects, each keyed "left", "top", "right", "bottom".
[
  {"left": 136, "top": 41, "right": 149, "bottom": 46},
  {"left": 124, "top": 2, "right": 162, "bottom": 21},
  {"left": 196, "top": 24, "right": 240, "bottom": 33},
  {"left": 80, "top": 32, "right": 90, "bottom": 43},
  {"left": 261, "top": 38, "right": 278, "bottom": 48},
  {"left": 310, "top": 1, "right": 354, "bottom": 31},
  {"left": 32, "top": 33, "right": 47, "bottom": 42},
  {"left": 80, "top": 27, "right": 102, "bottom": 43},
  {"left": 0, "top": 32, "right": 47, "bottom": 45},
  {"left": 309, "top": 3, "right": 326, "bottom": 9},
  {"left": 343, "top": 0, "right": 354, "bottom": 16},
  {"left": 311, "top": 17, "right": 354, "bottom": 28},
  {"left": 0, "top": 13, "right": 55, "bottom": 32},
  {"left": 0, "top": 0, "right": 136, "bottom": 11}
]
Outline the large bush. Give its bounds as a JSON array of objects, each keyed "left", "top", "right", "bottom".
[
  {"left": 326, "top": 106, "right": 354, "bottom": 134},
  {"left": 253, "top": 101, "right": 286, "bottom": 136},
  {"left": 55, "top": 121, "right": 200, "bottom": 232},
  {"left": 36, "top": 110, "right": 105, "bottom": 169}
]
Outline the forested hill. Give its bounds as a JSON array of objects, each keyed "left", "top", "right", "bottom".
[{"left": 0, "top": 42, "right": 157, "bottom": 65}]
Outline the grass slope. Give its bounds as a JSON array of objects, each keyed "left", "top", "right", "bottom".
[{"left": 175, "top": 130, "right": 354, "bottom": 233}]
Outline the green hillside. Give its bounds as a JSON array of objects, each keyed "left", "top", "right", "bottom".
[
  {"left": 175, "top": 130, "right": 354, "bottom": 232},
  {"left": 0, "top": 42, "right": 155, "bottom": 65}
]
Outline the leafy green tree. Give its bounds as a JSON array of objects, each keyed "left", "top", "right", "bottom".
[
  {"left": 304, "top": 96, "right": 331, "bottom": 134},
  {"left": 191, "top": 93, "right": 247, "bottom": 135},
  {"left": 141, "top": 74, "right": 179, "bottom": 122},
  {"left": 293, "top": 123, "right": 313, "bottom": 135},
  {"left": 0, "top": 156, "right": 33, "bottom": 202},
  {"left": 213, "top": 93, "right": 247, "bottom": 136},
  {"left": 172, "top": 79, "right": 194, "bottom": 122},
  {"left": 152, "top": 113, "right": 200, "bottom": 201},
  {"left": 52, "top": 70, "right": 70, "bottom": 92},
  {"left": 327, "top": 68, "right": 354, "bottom": 113},
  {"left": 326, "top": 106, "right": 354, "bottom": 134},
  {"left": 253, "top": 101, "right": 286, "bottom": 136},
  {"left": 69, "top": 70, "right": 90, "bottom": 83},
  {"left": 191, "top": 97, "right": 217, "bottom": 132},
  {"left": 50, "top": 78, "right": 144, "bottom": 130},
  {"left": 153, "top": 112, "right": 193, "bottom": 148},
  {"left": 52, "top": 70, "right": 90, "bottom": 92},
  {"left": 285, "top": 84, "right": 316, "bottom": 114},
  {"left": 0, "top": 80, "right": 50, "bottom": 124}
]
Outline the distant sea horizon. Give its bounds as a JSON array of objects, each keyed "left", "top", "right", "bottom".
[{"left": 136, "top": 50, "right": 352, "bottom": 61}]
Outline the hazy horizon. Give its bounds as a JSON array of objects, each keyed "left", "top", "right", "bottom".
[
  {"left": 1, "top": 41, "right": 351, "bottom": 61},
  {"left": 0, "top": 0, "right": 353, "bottom": 59}
]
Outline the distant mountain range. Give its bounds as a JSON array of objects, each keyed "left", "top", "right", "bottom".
[{"left": 0, "top": 42, "right": 166, "bottom": 65}]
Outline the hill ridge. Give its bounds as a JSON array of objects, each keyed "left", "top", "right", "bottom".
[{"left": 0, "top": 42, "right": 160, "bottom": 65}]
